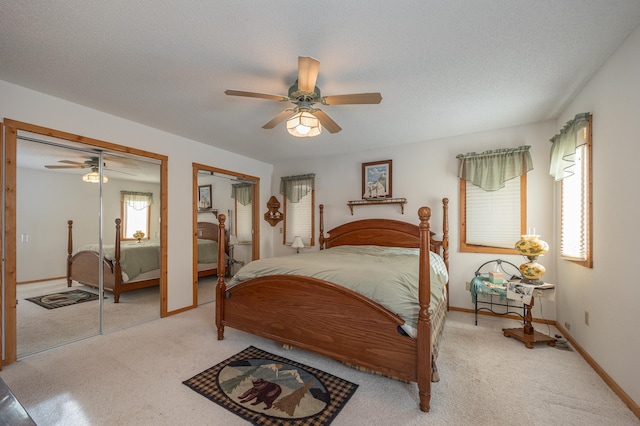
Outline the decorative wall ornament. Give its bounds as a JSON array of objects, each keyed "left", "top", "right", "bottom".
[{"left": 264, "top": 195, "right": 284, "bottom": 226}]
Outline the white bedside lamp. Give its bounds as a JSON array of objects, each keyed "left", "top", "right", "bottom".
[{"left": 291, "top": 236, "right": 304, "bottom": 254}]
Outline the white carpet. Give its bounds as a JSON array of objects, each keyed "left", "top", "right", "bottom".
[{"left": 1, "top": 306, "right": 637, "bottom": 425}]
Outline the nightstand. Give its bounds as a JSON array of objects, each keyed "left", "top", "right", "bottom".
[
  {"left": 502, "top": 283, "right": 556, "bottom": 349},
  {"left": 227, "top": 243, "right": 245, "bottom": 277}
]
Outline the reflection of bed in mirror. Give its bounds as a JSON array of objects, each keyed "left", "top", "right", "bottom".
[
  {"left": 66, "top": 219, "right": 225, "bottom": 302},
  {"left": 196, "top": 221, "right": 229, "bottom": 277}
]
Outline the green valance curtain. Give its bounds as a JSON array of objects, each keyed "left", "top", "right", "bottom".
[
  {"left": 280, "top": 173, "right": 315, "bottom": 203},
  {"left": 231, "top": 183, "right": 252, "bottom": 206},
  {"left": 549, "top": 112, "right": 591, "bottom": 181},
  {"left": 121, "top": 191, "right": 153, "bottom": 210},
  {"left": 456, "top": 145, "right": 533, "bottom": 191}
]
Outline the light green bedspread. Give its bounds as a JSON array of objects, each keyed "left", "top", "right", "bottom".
[
  {"left": 75, "top": 241, "right": 161, "bottom": 282},
  {"left": 228, "top": 245, "right": 449, "bottom": 331},
  {"left": 78, "top": 239, "right": 220, "bottom": 282},
  {"left": 197, "top": 239, "right": 219, "bottom": 264}
]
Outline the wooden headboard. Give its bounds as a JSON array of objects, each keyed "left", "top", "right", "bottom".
[
  {"left": 318, "top": 198, "right": 449, "bottom": 264},
  {"left": 322, "top": 218, "right": 422, "bottom": 249},
  {"left": 197, "top": 222, "right": 228, "bottom": 244}
]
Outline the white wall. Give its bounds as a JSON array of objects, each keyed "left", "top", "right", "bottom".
[
  {"left": 554, "top": 25, "right": 640, "bottom": 406},
  {"left": 272, "top": 119, "right": 557, "bottom": 320},
  {"left": 1, "top": 79, "right": 274, "bottom": 312}
]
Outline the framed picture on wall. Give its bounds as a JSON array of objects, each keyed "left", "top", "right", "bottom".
[
  {"left": 198, "top": 184, "right": 212, "bottom": 210},
  {"left": 362, "top": 160, "right": 392, "bottom": 199}
]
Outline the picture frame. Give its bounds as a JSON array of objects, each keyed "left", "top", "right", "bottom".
[
  {"left": 198, "top": 184, "right": 212, "bottom": 211},
  {"left": 362, "top": 160, "right": 392, "bottom": 199}
]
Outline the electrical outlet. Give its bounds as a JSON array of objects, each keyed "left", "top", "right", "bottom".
[
  {"left": 585, "top": 311, "right": 589, "bottom": 326},
  {"left": 564, "top": 321, "right": 571, "bottom": 331}
]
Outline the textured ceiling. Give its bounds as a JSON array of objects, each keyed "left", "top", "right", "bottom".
[{"left": 2, "top": 1, "right": 640, "bottom": 164}]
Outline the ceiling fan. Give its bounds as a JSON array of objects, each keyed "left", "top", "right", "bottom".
[
  {"left": 225, "top": 56, "right": 382, "bottom": 137},
  {"left": 44, "top": 157, "right": 136, "bottom": 177}
]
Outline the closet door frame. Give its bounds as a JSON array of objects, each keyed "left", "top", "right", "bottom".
[{"left": 1, "top": 119, "right": 168, "bottom": 366}]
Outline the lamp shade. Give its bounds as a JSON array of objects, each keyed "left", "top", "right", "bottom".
[
  {"left": 82, "top": 170, "right": 108, "bottom": 183},
  {"left": 292, "top": 236, "right": 304, "bottom": 249},
  {"left": 286, "top": 111, "right": 322, "bottom": 137},
  {"left": 514, "top": 234, "right": 549, "bottom": 257},
  {"left": 291, "top": 236, "right": 304, "bottom": 253}
]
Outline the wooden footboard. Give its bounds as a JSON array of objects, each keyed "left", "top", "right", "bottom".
[
  {"left": 67, "top": 218, "right": 159, "bottom": 302},
  {"left": 223, "top": 275, "right": 419, "bottom": 381}
]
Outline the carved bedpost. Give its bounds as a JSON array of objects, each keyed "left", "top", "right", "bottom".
[
  {"left": 216, "top": 213, "right": 227, "bottom": 340},
  {"left": 319, "top": 204, "right": 325, "bottom": 250},
  {"left": 417, "top": 206, "right": 432, "bottom": 412},
  {"left": 67, "top": 220, "right": 73, "bottom": 287},
  {"left": 442, "top": 198, "right": 449, "bottom": 310},
  {"left": 113, "top": 218, "right": 122, "bottom": 303}
]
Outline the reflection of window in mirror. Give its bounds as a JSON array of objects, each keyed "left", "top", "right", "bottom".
[
  {"left": 232, "top": 183, "right": 253, "bottom": 243},
  {"left": 121, "top": 191, "right": 153, "bottom": 240},
  {"left": 236, "top": 202, "right": 252, "bottom": 242}
]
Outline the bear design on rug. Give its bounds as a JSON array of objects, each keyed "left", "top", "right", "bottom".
[{"left": 238, "top": 378, "right": 282, "bottom": 409}]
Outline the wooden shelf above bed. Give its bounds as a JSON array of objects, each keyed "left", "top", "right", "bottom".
[{"left": 347, "top": 198, "right": 407, "bottom": 215}]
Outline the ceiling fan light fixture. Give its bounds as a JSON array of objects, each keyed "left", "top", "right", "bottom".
[
  {"left": 82, "top": 170, "right": 108, "bottom": 183},
  {"left": 286, "top": 111, "right": 321, "bottom": 138}
]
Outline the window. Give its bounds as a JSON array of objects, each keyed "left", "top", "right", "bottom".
[
  {"left": 280, "top": 174, "right": 315, "bottom": 246},
  {"left": 232, "top": 183, "right": 253, "bottom": 243},
  {"left": 121, "top": 191, "right": 153, "bottom": 240},
  {"left": 458, "top": 146, "right": 532, "bottom": 254},
  {"left": 550, "top": 113, "right": 592, "bottom": 267},
  {"left": 461, "top": 175, "right": 525, "bottom": 252}
]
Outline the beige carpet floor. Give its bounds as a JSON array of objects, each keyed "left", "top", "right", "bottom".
[
  {"left": 1, "top": 306, "right": 637, "bottom": 425},
  {"left": 16, "top": 276, "right": 216, "bottom": 357}
]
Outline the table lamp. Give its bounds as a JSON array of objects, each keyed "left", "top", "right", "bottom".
[{"left": 515, "top": 233, "right": 549, "bottom": 285}]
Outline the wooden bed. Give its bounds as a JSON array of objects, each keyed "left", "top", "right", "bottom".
[
  {"left": 67, "top": 219, "right": 224, "bottom": 302},
  {"left": 215, "top": 198, "right": 450, "bottom": 412}
]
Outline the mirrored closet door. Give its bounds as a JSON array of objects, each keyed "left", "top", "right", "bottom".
[
  {"left": 16, "top": 134, "right": 103, "bottom": 357},
  {"left": 194, "top": 166, "right": 259, "bottom": 306},
  {"left": 13, "top": 133, "right": 163, "bottom": 358}
]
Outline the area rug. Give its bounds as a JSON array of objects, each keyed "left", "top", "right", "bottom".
[
  {"left": 183, "top": 346, "right": 358, "bottom": 426},
  {"left": 26, "top": 289, "right": 100, "bottom": 309}
]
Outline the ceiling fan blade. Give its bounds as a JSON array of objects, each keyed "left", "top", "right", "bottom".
[
  {"left": 311, "top": 110, "right": 342, "bottom": 133},
  {"left": 297, "top": 56, "right": 320, "bottom": 93},
  {"left": 44, "top": 165, "right": 85, "bottom": 169},
  {"left": 262, "top": 110, "right": 294, "bottom": 129},
  {"left": 321, "top": 93, "right": 383, "bottom": 105},
  {"left": 225, "top": 90, "right": 288, "bottom": 102},
  {"left": 59, "top": 160, "right": 91, "bottom": 166}
]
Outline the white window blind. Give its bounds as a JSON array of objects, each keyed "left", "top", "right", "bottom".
[
  {"left": 466, "top": 177, "right": 521, "bottom": 249},
  {"left": 561, "top": 144, "right": 588, "bottom": 260},
  {"left": 235, "top": 200, "right": 252, "bottom": 243},
  {"left": 284, "top": 191, "right": 313, "bottom": 246}
]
